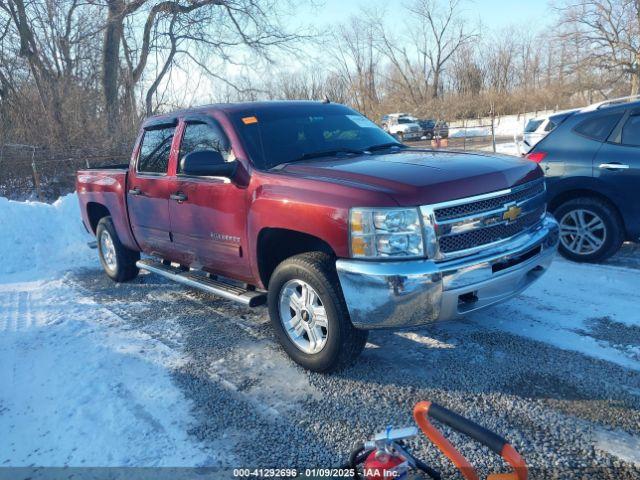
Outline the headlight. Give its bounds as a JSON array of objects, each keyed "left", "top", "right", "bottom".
[{"left": 350, "top": 208, "right": 425, "bottom": 258}]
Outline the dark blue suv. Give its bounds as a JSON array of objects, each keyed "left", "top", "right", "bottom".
[{"left": 527, "top": 98, "right": 640, "bottom": 262}]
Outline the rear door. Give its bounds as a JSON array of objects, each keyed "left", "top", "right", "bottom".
[
  {"left": 127, "top": 122, "right": 177, "bottom": 257},
  {"left": 168, "top": 117, "right": 252, "bottom": 280},
  {"left": 594, "top": 108, "right": 640, "bottom": 231}
]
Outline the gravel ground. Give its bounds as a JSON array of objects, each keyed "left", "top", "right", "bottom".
[{"left": 61, "top": 243, "right": 640, "bottom": 479}]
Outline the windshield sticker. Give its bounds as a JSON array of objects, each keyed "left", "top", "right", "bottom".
[
  {"left": 242, "top": 116, "right": 258, "bottom": 125},
  {"left": 347, "top": 115, "right": 377, "bottom": 128}
]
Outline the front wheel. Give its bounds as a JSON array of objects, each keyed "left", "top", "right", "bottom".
[
  {"left": 554, "top": 197, "right": 624, "bottom": 262},
  {"left": 267, "top": 252, "right": 368, "bottom": 372},
  {"left": 96, "top": 216, "right": 140, "bottom": 282}
]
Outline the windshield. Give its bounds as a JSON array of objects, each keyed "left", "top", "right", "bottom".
[
  {"left": 397, "top": 118, "right": 415, "bottom": 124},
  {"left": 524, "top": 119, "right": 544, "bottom": 132},
  {"left": 232, "top": 106, "right": 399, "bottom": 169}
]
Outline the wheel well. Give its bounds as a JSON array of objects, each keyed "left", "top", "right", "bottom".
[
  {"left": 549, "top": 188, "right": 626, "bottom": 230},
  {"left": 86, "top": 202, "right": 111, "bottom": 234},
  {"left": 257, "top": 228, "right": 335, "bottom": 287}
]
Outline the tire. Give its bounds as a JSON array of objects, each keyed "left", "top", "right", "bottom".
[
  {"left": 553, "top": 197, "right": 624, "bottom": 263},
  {"left": 267, "top": 252, "right": 369, "bottom": 372},
  {"left": 96, "top": 216, "right": 140, "bottom": 282},
  {"left": 397, "top": 132, "right": 404, "bottom": 142},
  {"left": 425, "top": 132, "right": 433, "bottom": 140}
]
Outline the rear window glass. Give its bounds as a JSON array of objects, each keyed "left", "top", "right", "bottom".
[
  {"left": 574, "top": 113, "right": 623, "bottom": 142},
  {"left": 524, "top": 119, "right": 543, "bottom": 132},
  {"left": 138, "top": 126, "right": 175, "bottom": 174},
  {"left": 621, "top": 115, "right": 640, "bottom": 146}
]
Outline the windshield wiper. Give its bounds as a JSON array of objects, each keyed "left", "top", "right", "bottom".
[
  {"left": 292, "top": 148, "right": 365, "bottom": 162},
  {"left": 365, "top": 142, "right": 407, "bottom": 152}
]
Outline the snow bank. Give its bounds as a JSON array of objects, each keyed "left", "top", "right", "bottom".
[
  {"left": 450, "top": 110, "right": 574, "bottom": 138},
  {"left": 450, "top": 127, "right": 490, "bottom": 138},
  {"left": 0, "top": 193, "right": 95, "bottom": 279}
]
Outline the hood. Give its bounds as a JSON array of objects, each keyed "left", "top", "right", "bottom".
[{"left": 277, "top": 150, "right": 541, "bottom": 206}]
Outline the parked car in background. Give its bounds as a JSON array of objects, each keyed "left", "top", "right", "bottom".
[
  {"left": 381, "top": 113, "right": 422, "bottom": 141},
  {"left": 418, "top": 119, "right": 449, "bottom": 139},
  {"left": 76, "top": 100, "right": 559, "bottom": 372},
  {"left": 527, "top": 96, "right": 640, "bottom": 262},
  {"left": 522, "top": 110, "right": 578, "bottom": 150}
]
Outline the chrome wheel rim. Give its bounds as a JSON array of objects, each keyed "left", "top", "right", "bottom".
[
  {"left": 100, "top": 230, "right": 117, "bottom": 271},
  {"left": 278, "top": 279, "right": 328, "bottom": 354},
  {"left": 559, "top": 209, "right": 606, "bottom": 255}
]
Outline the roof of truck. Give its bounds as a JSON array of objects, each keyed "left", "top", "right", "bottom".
[{"left": 143, "top": 100, "right": 349, "bottom": 128}]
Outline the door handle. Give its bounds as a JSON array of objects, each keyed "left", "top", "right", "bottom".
[
  {"left": 599, "top": 163, "right": 629, "bottom": 171},
  {"left": 129, "top": 187, "right": 142, "bottom": 195},
  {"left": 170, "top": 192, "right": 188, "bottom": 203}
]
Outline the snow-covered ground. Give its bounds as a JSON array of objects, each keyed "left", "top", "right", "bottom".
[
  {"left": 1, "top": 194, "right": 639, "bottom": 472},
  {"left": 0, "top": 195, "right": 231, "bottom": 466},
  {"left": 0, "top": 278, "right": 230, "bottom": 466},
  {"left": 450, "top": 110, "right": 557, "bottom": 139}
]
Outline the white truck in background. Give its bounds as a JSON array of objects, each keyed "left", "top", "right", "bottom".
[{"left": 381, "top": 113, "right": 422, "bottom": 141}]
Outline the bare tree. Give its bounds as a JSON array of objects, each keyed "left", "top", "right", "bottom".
[
  {"left": 407, "top": 0, "right": 476, "bottom": 99},
  {"left": 557, "top": 0, "right": 640, "bottom": 95},
  {"left": 332, "top": 16, "right": 381, "bottom": 116},
  {"left": 0, "top": 0, "right": 102, "bottom": 141},
  {"left": 100, "top": 0, "right": 307, "bottom": 133}
]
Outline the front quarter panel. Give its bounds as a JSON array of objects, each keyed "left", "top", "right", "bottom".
[{"left": 246, "top": 170, "right": 400, "bottom": 285}]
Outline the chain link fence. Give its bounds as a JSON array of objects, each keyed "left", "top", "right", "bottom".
[{"left": 0, "top": 144, "right": 130, "bottom": 201}]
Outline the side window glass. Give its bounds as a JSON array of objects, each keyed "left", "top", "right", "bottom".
[
  {"left": 544, "top": 120, "right": 556, "bottom": 132},
  {"left": 137, "top": 126, "right": 174, "bottom": 174},
  {"left": 573, "top": 113, "right": 623, "bottom": 142},
  {"left": 178, "top": 122, "right": 231, "bottom": 173},
  {"left": 620, "top": 115, "right": 640, "bottom": 146}
]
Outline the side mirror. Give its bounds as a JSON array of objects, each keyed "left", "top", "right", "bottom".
[{"left": 180, "top": 150, "right": 237, "bottom": 178}]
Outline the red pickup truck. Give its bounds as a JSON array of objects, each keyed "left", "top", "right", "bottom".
[{"left": 77, "top": 101, "right": 559, "bottom": 371}]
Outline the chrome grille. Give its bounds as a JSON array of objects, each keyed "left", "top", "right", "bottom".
[
  {"left": 439, "top": 206, "right": 545, "bottom": 253},
  {"left": 434, "top": 180, "right": 545, "bottom": 221},
  {"left": 422, "top": 179, "right": 547, "bottom": 260}
]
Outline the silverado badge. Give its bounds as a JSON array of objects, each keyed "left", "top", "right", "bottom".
[{"left": 502, "top": 205, "right": 522, "bottom": 223}]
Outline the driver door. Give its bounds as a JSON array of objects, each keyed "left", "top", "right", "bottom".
[{"left": 168, "top": 117, "right": 252, "bottom": 280}]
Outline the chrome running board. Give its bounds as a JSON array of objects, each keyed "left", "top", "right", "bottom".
[{"left": 136, "top": 259, "right": 266, "bottom": 307}]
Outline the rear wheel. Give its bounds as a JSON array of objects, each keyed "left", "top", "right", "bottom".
[
  {"left": 96, "top": 216, "right": 140, "bottom": 282},
  {"left": 554, "top": 197, "right": 623, "bottom": 262},
  {"left": 267, "top": 252, "right": 368, "bottom": 372}
]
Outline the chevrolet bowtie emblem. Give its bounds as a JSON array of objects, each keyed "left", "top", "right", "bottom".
[{"left": 503, "top": 205, "right": 522, "bottom": 223}]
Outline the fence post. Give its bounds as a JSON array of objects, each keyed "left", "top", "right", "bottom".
[
  {"left": 463, "top": 119, "right": 467, "bottom": 151},
  {"left": 30, "top": 147, "right": 43, "bottom": 201},
  {"left": 490, "top": 105, "right": 497, "bottom": 153}
]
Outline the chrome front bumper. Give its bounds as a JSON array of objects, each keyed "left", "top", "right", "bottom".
[{"left": 336, "top": 214, "right": 559, "bottom": 329}]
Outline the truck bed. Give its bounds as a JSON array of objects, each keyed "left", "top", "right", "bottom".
[
  {"left": 76, "top": 166, "right": 139, "bottom": 251},
  {"left": 80, "top": 163, "right": 129, "bottom": 171}
]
